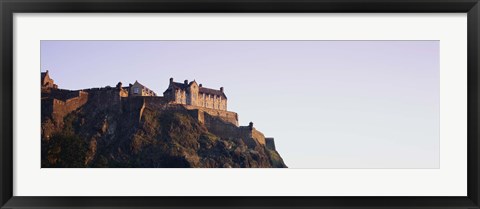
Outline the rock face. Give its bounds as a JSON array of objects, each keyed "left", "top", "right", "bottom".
[{"left": 41, "top": 89, "right": 287, "bottom": 168}]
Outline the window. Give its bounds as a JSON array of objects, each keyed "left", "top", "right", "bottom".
[{"left": 133, "top": 87, "right": 139, "bottom": 94}]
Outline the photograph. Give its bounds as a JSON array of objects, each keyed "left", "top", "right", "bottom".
[
  {"left": 2, "top": 1, "right": 477, "bottom": 208},
  {"left": 40, "top": 40, "right": 439, "bottom": 168}
]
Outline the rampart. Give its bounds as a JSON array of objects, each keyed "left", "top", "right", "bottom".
[
  {"left": 82, "top": 87, "right": 128, "bottom": 111},
  {"left": 142, "top": 96, "right": 171, "bottom": 109},
  {"left": 201, "top": 113, "right": 267, "bottom": 148},
  {"left": 43, "top": 90, "right": 88, "bottom": 125},
  {"left": 46, "top": 88, "right": 86, "bottom": 101},
  {"left": 42, "top": 87, "right": 125, "bottom": 124},
  {"left": 183, "top": 105, "right": 238, "bottom": 126},
  {"left": 265, "top": 137, "right": 276, "bottom": 150}
]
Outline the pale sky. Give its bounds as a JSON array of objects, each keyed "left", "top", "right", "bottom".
[{"left": 41, "top": 40, "right": 440, "bottom": 168}]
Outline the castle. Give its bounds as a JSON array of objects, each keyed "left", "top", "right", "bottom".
[
  {"left": 41, "top": 71, "right": 277, "bottom": 149},
  {"left": 41, "top": 71, "right": 232, "bottom": 124},
  {"left": 41, "top": 71, "right": 227, "bottom": 110},
  {"left": 126, "top": 78, "right": 228, "bottom": 111},
  {"left": 163, "top": 78, "right": 227, "bottom": 111}
]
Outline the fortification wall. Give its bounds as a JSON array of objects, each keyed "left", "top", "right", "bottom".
[
  {"left": 143, "top": 96, "right": 170, "bottom": 109},
  {"left": 64, "top": 92, "right": 88, "bottom": 113},
  {"left": 121, "top": 96, "right": 172, "bottom": 123},
  {"left": 42, "top": 90, "right": 89, "bottom": 125},
  {"left": 203, "top": 113, "right": 239, "bottom": 139},
  {"left": 265, "top": 137, "right": 276, "bottom": 150},
  {"left": 49, "top": 92, "right": 88, "bottom": 124},
  {"left": 121, "top": 96, "right": 145, "bottom": 115},
  {"left": 183, "top": 105, "right": 238, "bottom": 126},
  {"left": 83, "top": 87, "right": 123, "bottom": 109},
  {"left": 51, "top": 99, "right": 68, "bottom": 124},
  {"left": 201, "top": 113, "right": 266, "bottom": 148},
  {"left": 251, "top": 128, "right": 266, "bottom": 145},
  {"left": 44, "top": 88, "right": 124, "bottom": 124},
  {"left": 49, "top": 89, "right": 86, "bottom": 101}
]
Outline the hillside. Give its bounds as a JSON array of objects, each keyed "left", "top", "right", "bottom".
[{"left": 41, "top": 90, "right": 287, "bottom": 168}]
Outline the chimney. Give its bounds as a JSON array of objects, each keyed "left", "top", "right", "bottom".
[
  {"left": 199, "top": 84, "right": 202, "bottom": 87},
  {"left": 248, "top": 122, "right": 254, "bottom": 130},
  {"left": 184, "top": 80, "right": 188, "bottom": 85},
  {"left": 220, "top": 87, "right": 224, "bottom": 92},
  {"left": 170, "top": 77, "right": 173, "bottom": 83}
]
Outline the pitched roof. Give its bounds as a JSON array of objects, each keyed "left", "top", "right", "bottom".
[
  {"left": 133, "top": 81, "right": 157, "bottom": 95},
  {"left": 170, "top": 82, "right": 189, "bottom": 90},
  {"left": 134, "top": 81, "right": 152, "bottom": 91},
  {"left": 199, "top": 87, "right": 227, "bottom": 99}
]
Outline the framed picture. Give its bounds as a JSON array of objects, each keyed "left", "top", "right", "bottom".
[{"left": 1, "top": 0, "right": 479, "bottom": 208}]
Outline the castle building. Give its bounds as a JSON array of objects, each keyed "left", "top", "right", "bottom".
[
  {"left": 41, "top": 71, "right": 228, "bottom": 111},
  {"left": 41, "top": 70, "right": 58, "bottom": 89},
  {"left": 129, "top": 81, "right": 157, "bottom": 97},
  {"left": 163, "top": 78, "right": 227, "bottom": 111}
]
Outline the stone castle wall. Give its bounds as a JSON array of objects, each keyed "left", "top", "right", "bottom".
[
  {"left": 142, "top": 96, "right": 171, "bottom": 110},
  {"left": 46, "top": 89, "right": 85, "bottom": 101},
  {"left": 201, "top": 113, "right": 268, "bottom": 148},
  {"left": 83, "top": 87, "right": 124, "bottom": 109},
  {"left": 47, "top": 91, "right": 88, "bottom": 124},
  {"left": 43, "top": 87, "right": 126, "bottom": 124},
  {"left": 153, "top": 103, "right": 266, "bottom": 148},
  {"left": 183, "top": 105, "right": 238, "bottom": 126},
  {"left": 251, "top": 128, "right": 266, "bottom": 145},
  {"left": 265, "top": 137, "right": 276, "bottom": 150}
]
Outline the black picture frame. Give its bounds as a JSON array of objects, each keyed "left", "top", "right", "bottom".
[{"left": 1, "top": 0, "right": 479, "bottom": 208}]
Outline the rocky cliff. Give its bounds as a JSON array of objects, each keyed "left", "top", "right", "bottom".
[{"left": 41, "top": 89, "right": 287, "bottom": 168}]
